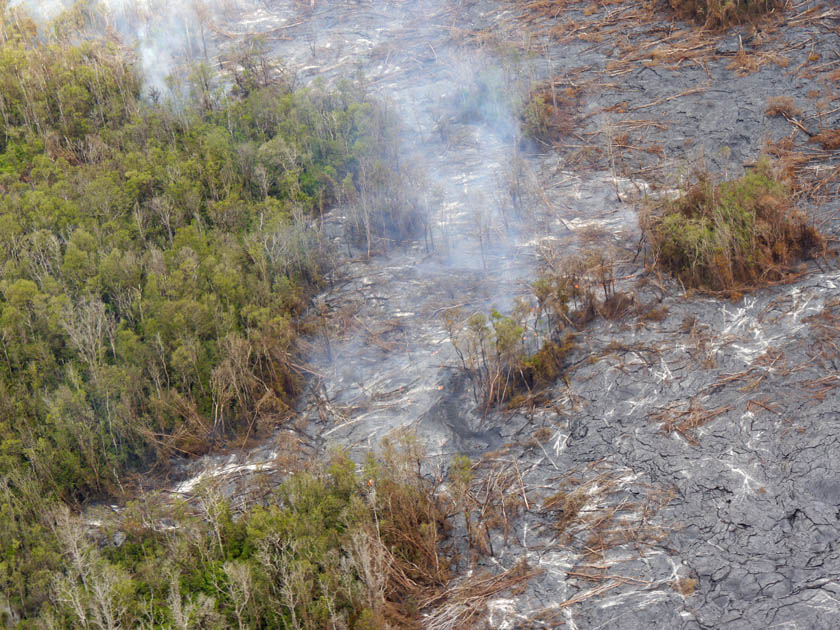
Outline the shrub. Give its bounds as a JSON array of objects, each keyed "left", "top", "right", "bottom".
[
  {"left": 765, "top": 96, "right": 802, "bottom": 119},
  {"left": 521, "top": 84, "right": 580, "bottom": 144},
  {"left": 810, "top": 129, "right": 840, "bottom": 151},
  {"left": 669, "top": 0, "right": 782, "bottom": 28},
  {"left": 446, "top": 301, "right": 577, "bottom": 412},
  {"left": 643, "top": 161, "right": 823, "bottom": 291}
]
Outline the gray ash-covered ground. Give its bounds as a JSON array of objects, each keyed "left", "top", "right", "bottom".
[
  {"left": 478, "top": 0, "right": 840, "bottom": 190},
  {"left": 482, "top": 269, "right": 840, "bottom": 628},
  {"left": 171, "top": 1, "right": 840, "bottom": 628}
]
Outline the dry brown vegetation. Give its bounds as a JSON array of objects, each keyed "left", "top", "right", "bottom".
[
  {"left": 805, "top": 298, "right": 840, "bottom": 364},
  {"left": 669, "top": 0, "right": 783, "bottom": 29},
  {"left": 810, "top": 129, "right": 840, "bottom": 151},
  {"left": 422, "top": 561, "right": 540, "bottom": 630},
  {"left": 650, "top": 399, "right": 732, "bottom": 443},
  {"left": 539, "top": 463, "right": 675, "bottom": 563},
  {"left": 522, "top": 81, "right": 582, "bottom": 144},
  {"left": 766, "top": 95, "right": 803, "bottom": 119},
  {"left": 674, "top": 576, "right": 698, "bottom": 596},
  {"left": 642, "top": 162, "right": 824, "bottom": 292}
]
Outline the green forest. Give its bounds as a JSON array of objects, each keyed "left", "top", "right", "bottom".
[
  {"left": 0, "top": 4, "right": 440, "bottom": 627},
  {"left": 0, "top": 4, "right": 401, "bottom": 500}
]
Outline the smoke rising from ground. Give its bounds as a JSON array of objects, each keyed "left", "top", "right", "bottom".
[{"left": 10, "top": 0, "right": 233, "bottom": 95}]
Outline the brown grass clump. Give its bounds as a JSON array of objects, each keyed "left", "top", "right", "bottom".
[
  {"left": 522, "top": 83, "right": 581, "bottom": 144},
  {"left": 650, "top": 399, "right": 732, "bottom": 444},
  {"left": 642, "top": 161, "right": 824, "bottom": 291},
  {"left": 532, "top": 426, "right": 554, "bottom": 444},
  {"left": 673, "top": 577, "right": 698, "bottom": 596},
  {"left": 544, "top": 488, "right": 588, "bottom": 534},
  {"left": 638, "top": 304, "right": 670, "bottom": 322},
  {"left": 670, "top": 0, "right": 782, "bottom": 29},
  {"left": 804, "top": 299, "right": 840, "bottom": 362},
  {"left": 599, "top": 291, "right": 636, "bottom": 320},
  {"left": 810, "top": 129, "right": 840, "bottom": 151},
  {"left": 765, "top": 96, "right": 802, "bottom": 119}
]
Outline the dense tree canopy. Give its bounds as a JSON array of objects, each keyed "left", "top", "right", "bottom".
[
  {"left": 0, "top": 4, "right": 404, "bottom": 501},
  {"left": 0, "top": 5, "right": 424, "bottom": 623}
]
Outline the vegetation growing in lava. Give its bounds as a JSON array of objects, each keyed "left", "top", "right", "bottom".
[
  {"left": 2, "top": 0, "right": 834, "bottom": 624},
  {"left": 642, "top": 161, "right": 823, "bottom": 292},
  {"left": 521, "top": 82, "right": 581, "bottom": 146},
  {"left": 445, "top": 248, "right": 639, "bottom": 412},
  {"left": 669, "top": 0, "right": 782, "bottom": 28},
  {"left": 446, "top": 305, "right": 578, "bottom": 411}
]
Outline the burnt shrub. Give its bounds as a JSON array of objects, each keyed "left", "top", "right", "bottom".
[
  {"left": 669, "top": 0, "right": 782, "bottom": 28},
  {"left": 643, "top": 161, "right": 823, "bottom": 292}
]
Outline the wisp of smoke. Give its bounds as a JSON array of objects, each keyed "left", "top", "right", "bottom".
[{"left": 10, "top": 0, "right": 227, "bottom": 96}]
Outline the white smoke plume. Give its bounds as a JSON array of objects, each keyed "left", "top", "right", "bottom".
[{"left": 9, "top": 0, "right": 235, "bottom": 96}]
